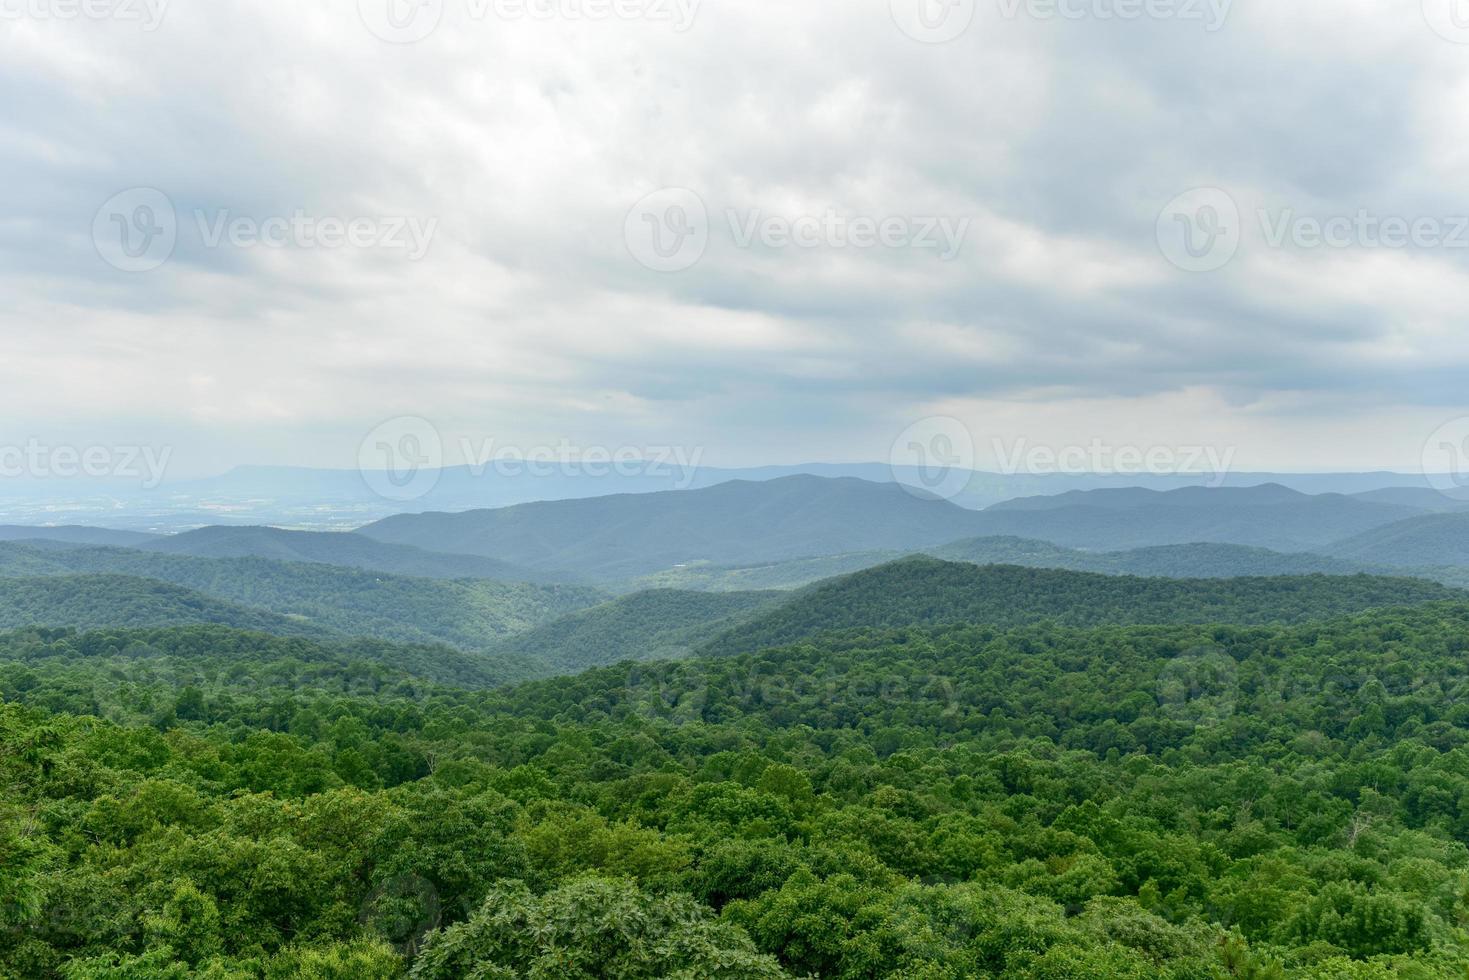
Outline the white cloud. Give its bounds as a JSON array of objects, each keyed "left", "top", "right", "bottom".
[{"left": 1, "top": 0, "right": 1467, "bottom": 474}]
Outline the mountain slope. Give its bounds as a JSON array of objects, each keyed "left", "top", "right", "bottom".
[
  {"left": 140, "top": 525, "right": 553, "bottom": 581},
  {"left": 1322, "top": 512, "right": 1469, "bottom": 567},
  {"left": 974, "top": 484, "right": 1417, "bottom": 550},
  {"left": 0, "top": 543, "right": 606, "bottom": 650},
  {"left": 486, "top": 589, "right": 784, "bottom": 672},
  {"left": 930, "top": 537, "right": 1370, "bottom": 578},
  {"left": 0, "top": 574, "right": 332, "bottom": 635},
  {"left": 631, "top": 538, "right": 1376, "bottom": 592},
  {"left": 701, "top": 557, "right": 1461, "bottom": 656},
  {"left": 359, "top": 475, "right": 995, "bottom": 580},
  {"left": 361, "top": 478, "right": 1421, "bottom": 580},
  {"left": 0, "top": 524, "right": 158, "bottom": 547}
]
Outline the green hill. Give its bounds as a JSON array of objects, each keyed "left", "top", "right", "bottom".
[
  {"left": 0, "top": 543, "right": 607, "bottom": 650},
  {"left": 701, "top": 557, "right": 1462, "bottom": 656},
  {"left": 141, "top": 525, "right": 552, "bottom": 581},
  {"left": 931, "top": 537, "right": 1369, "bottom": 577},
  {"left": 0, "top": 524, "right": 158, "bottom": 547},
  {"left": 632, "top": 538, "right": 1379, "bottom": 593},
  {"left": 1323, "top": 512, "right": 1469, "bottom": 568},
  {"left": 0, "top": 575, "right": 332, "bottom": 636},
  {"left": 486, "top": 589, "right": 784, "bottom": 672},
  {"left": 359, "top": 476, "right": 994, "bottom": 580}
]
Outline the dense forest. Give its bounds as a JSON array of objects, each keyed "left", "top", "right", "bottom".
[
  {"left": 7, "top": 597, "right": 1469, "bottom": 976},
  {"left": 701, "top": 558, "right": 1465, "bottom": 656},
  {"left": 0, "top": 546, "right": 607, "bottom": 650}
]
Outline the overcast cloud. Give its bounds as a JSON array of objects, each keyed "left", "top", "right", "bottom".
[{"left": 3, "top": 0, "right": 1468, "bottom": 476}]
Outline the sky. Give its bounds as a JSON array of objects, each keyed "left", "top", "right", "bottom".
[{"left": 4, "top": 0, "right": 1469, "bottom": 480}]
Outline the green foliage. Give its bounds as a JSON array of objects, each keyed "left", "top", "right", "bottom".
[
  {"left": 486, "top": 589, "right": 783, "bottom": 671},
  {"left": 701, "top": 557, "right": 1462, "bottom": 655},
  {"left": 0, "top": 575, "right": 331, "bottom": 636},
  {"left": 0, "top": 543, "right": 607, "bottom": 650},
  {"left": 8, "top": 599, "right": 1469, "bottom": 976},
  {"left": 409, "top": 877, "right": 787, "bottom": 979}
]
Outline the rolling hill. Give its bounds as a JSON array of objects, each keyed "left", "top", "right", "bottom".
[
  {"left": 631, "top": 537, "right": 1376, "bottom": 592},
  {"left": 700, "top": 557, "right": 1462, "bottom": 656},
  {"left": 974, "top": 484, "right": 1417, "bottom": 551},
  {"left": 0, "top": 524, "right": 158, "bottom": 547},
  {"left": 930, "top": 537, "right": 1370, "bottom": 578},
  {"left": 360, "top": 477, "right": 1427, "bottom": 580},
  {"left": 0, "top": 543, "right": 606, "bottom": 650},
  {"left": 0, "top": 574, "right": 332, "bottom": 636},
  {"left": 1321, "top": 512, "right": 1469, "bottom": 568},
  {"left": 359, "top": 476, "right": 996, "bottom": 580},
  {"left": 485, "top": 589, "right": 784, "bottom": 672},
  {"left": 139, "top": 524, "right": 553, "bottom": 581}
]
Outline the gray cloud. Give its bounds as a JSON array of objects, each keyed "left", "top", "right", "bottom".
[{"left": 2, "top": 0, "right": 1468, "bottom": 475}]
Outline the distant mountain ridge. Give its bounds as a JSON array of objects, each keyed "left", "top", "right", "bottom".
[
  {"left": 0, "top": 542, "right": 606, "bottom": 650},
  {"left": 0, "top": 525, "right": 159, "bottom": 547},
  {"left": 1322, "top": 512, "right": 1469, "bottom": 568},
  {"left": 360, "top": 476, "right": 996, "bottom": 580},
  {"left": 138, "top": 525, "right": 555, "bottom": 581},
  {"left": 360, "top": 477, "right": 1436, "bottom": 579}
]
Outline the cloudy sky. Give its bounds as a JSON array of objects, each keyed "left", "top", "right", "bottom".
[{"left": 4, "top": 0, "right": 1469, "bottom": 478}]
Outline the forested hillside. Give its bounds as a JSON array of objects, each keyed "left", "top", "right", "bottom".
[
  {"left": 1323, "top": 513, "right": 1469, "bottom": 568},
  {"left": 633, "top": 538, "right": 1381, "bottom": 592},
  {"left": 359, "top": 476, "right": 995, "bottom": 579},
  {"left": 485, "top": 588, "right": 783, "bottom": 671},
  {"left": 138, "top": 525, "right": 548, "bottom": 581},
  {"left": 702, "top": 557, "right": 1464, "bottom": 656},
  {"left": 0, "top": 525, "right": 158, "bottom": 547},
  {"left": 0, "top": 575, "right": 331, "bottom": 636},
  {"left": 971, "top": 485, "right": 1418, "bottom": 551},
  {"left": 7, "top": 606, "right": 1469, "bottom": 976},
  {"left": 0, "top": 543, "right": 606, "bottom": 650}
]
